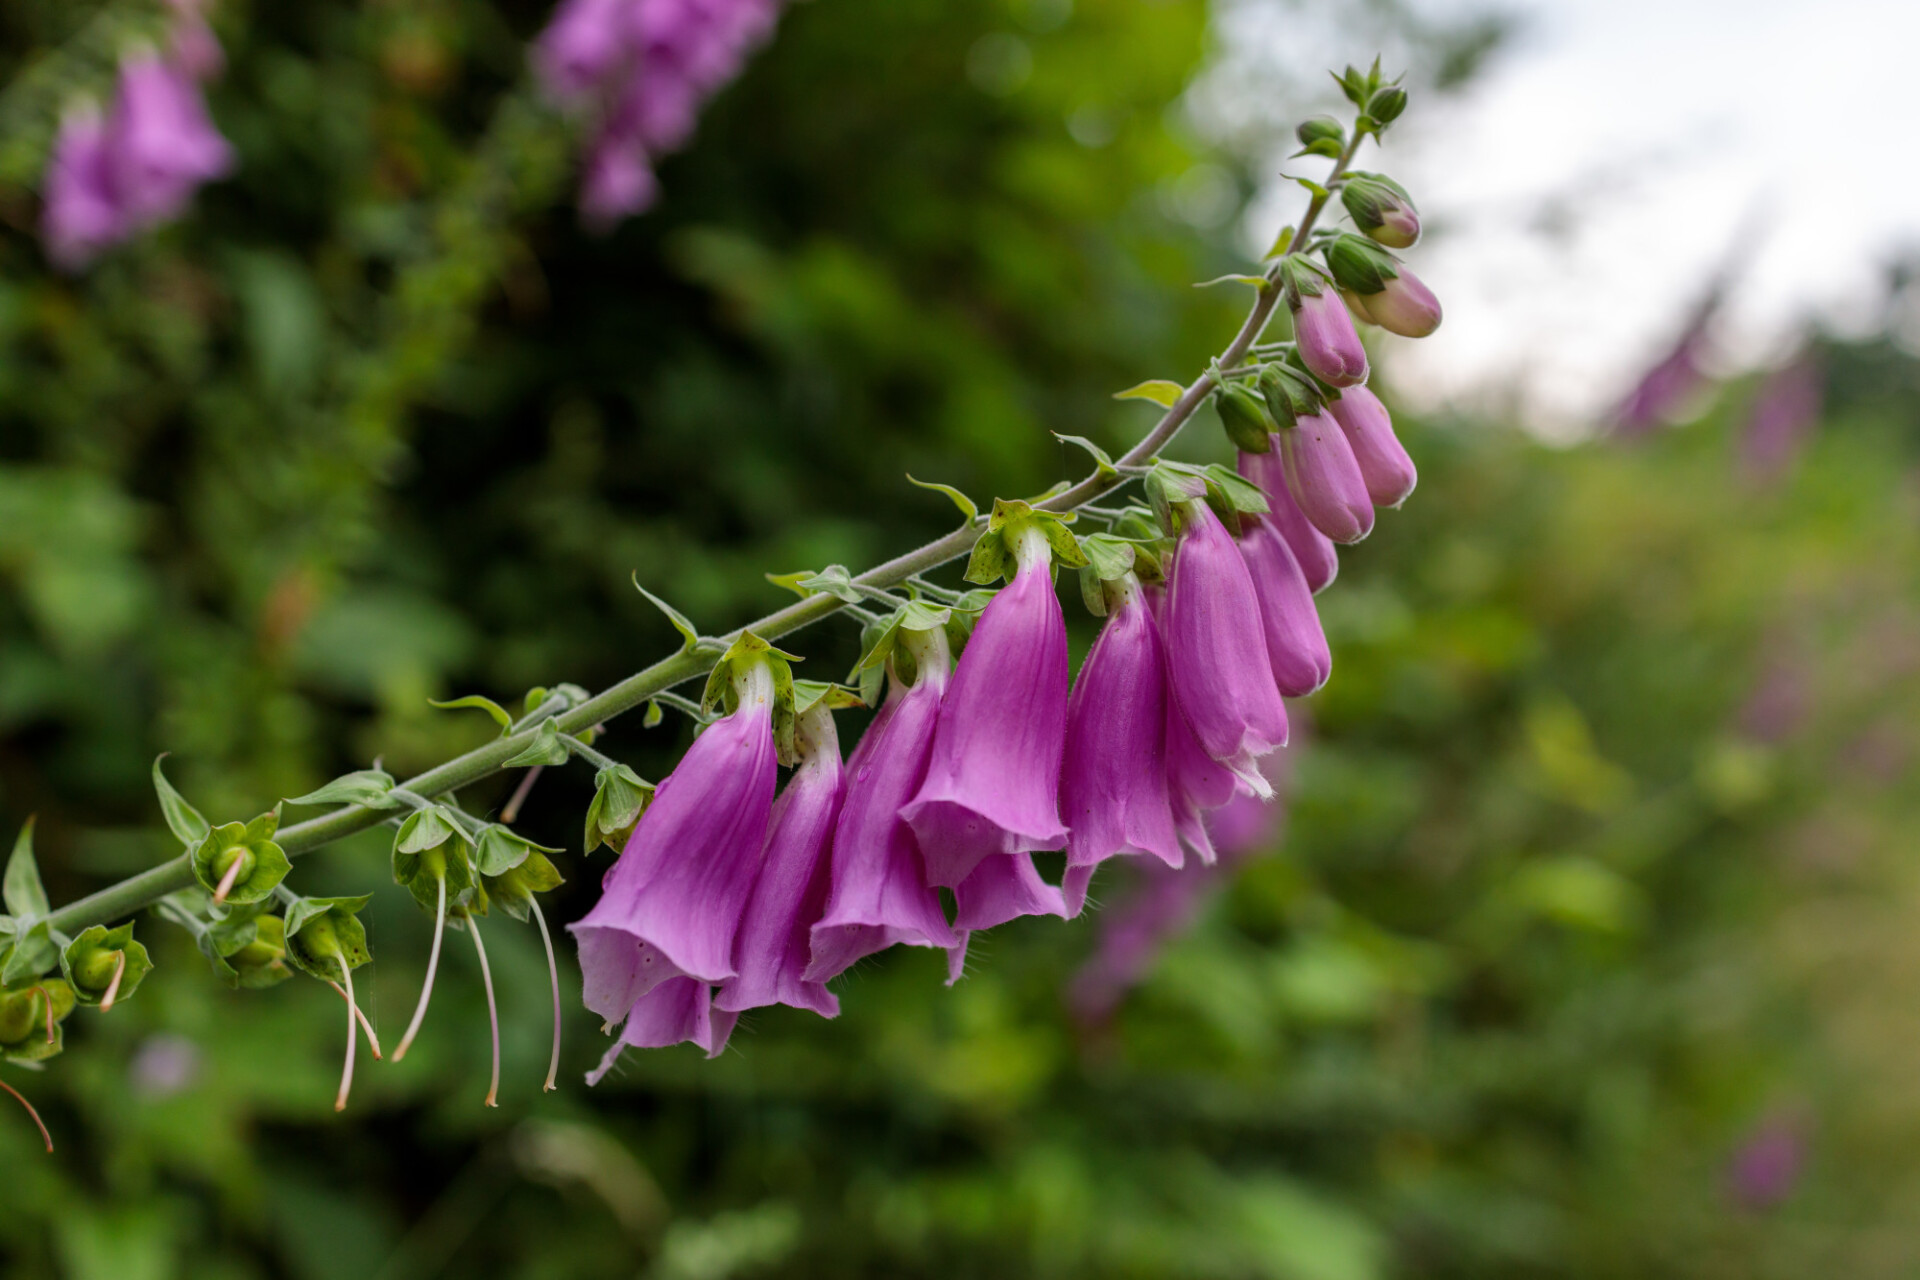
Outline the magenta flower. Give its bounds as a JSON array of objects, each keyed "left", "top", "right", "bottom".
[
  {"left": 1328, "top": 384, "right": 1416, "bottom": 508},
  {"left": 165, "top": 0, "right": 225, "bottom": 82},
  {"left": 42, "top": 108, "right": 125, "bottom": 271},
  {"left": 532, "top": 0, "right": 633, "bottom": 102},
  {"left": 107, "top": 53, "right": 233, "bottom": 228},
  {"left": 1739, "top": 354, "right": 1824, "bottom": 482},
  {"left": 587, "top": 976, "right": 737, "bottom": 1081},
  {"left": 1239, "top": 448, "right": 1339, "bottom": 595},
  {"left": 715, "top": 702, "right": 845, "bottom": 1020},
  {"left": 1278, "top": 412, "right": 1374, "bottom": 545},
  {"left": 1292, "top": 289, "right": 1370, "bottom": 388},
  {"left": 903, "top": 526, "right": 1070, "bottom": 888},
  {"left": 570, "top": 658, "right": 778, "bottom": 1055},
  {"left": 1059, "top": 578, "right": 1182, "bottom": 915},
  {"left": 1239, "top": 518, "right": 1331, "bottom": 698},
  {"left": 1361, "top": 267, "right": 1442, "bottom": 338},
  {"left": 1164, "top": 501, "right": 1289, "bottom": 796},
  {"left": 579, "top": 128, "right": 659, "bottom": 228},
  {"left": 947, "top": 852, "right": 1068, "bottom": 981},
  {"left": 807, "top": 629, "right": 961, "bottom": 984}
]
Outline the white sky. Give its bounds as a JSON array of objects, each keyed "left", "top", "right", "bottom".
[{"left": 1210, "top": 0, "right": 1920, "bottom": 431}]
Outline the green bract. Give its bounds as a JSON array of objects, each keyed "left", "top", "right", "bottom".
[
  {"left": 0, "top": 979, "right": 74, "bottom": 1065},
  {"left": 189, "top": 811, "right": 291, "bottom": 906},
  {"left": 284, "top": 769, "right": 402, "bottom": 809},
  {"left": 583, "top": 764, "right": 655, "bottom": 856},
  {"left": 1213, "top": 383, "right": 1275, "bottom": 454},
  {"left": 229, "top": 915, "right": 294, "bottom": 989},
  {"left": 699, "top": 632, "right": 803, "bottom": 762},
  {"left": 282, "top": 896, "right": 374, "bottom": 982},
  {"left": 391, "top": 806, "right": 477, "bottom": 911},
  {"left": 60, "top": 923, "right": 153, "bottom": 1007},
  {"left": 484, "top": 852, "right": 565, "bottom": 924},
  {"left": 962, "top": 498, "right": 1088, "bottom": 587},
  {"left": 1, "top": 818, "right": 61, "bottom": 985}
]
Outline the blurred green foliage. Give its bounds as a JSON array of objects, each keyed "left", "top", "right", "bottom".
[{"left": 4, "top": 0, "right": 1920, "bottom": 1277}]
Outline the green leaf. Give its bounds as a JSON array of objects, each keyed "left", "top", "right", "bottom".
[
  {"left": 1079, "top": 565, "right": 1108, "bottom": 618},
  {"left": 1266, "top": 225, "right": 1297, "bottom": 258},
  {"left": 631, "top": 577, "right": 703, "bottom": 654},
  {"left": 395, "top": 806, "right": 460, "bottom": 856},
  {"left": 796, "top": 565, "right": 864, "bottom": 604},
  {"left": 475, "top": 825, "right": 561, "bottom": 877},
  {"left": 1079, "top": 533, "right": 1140, "bottom": 582},
  {"left": 1193, "top": 273, "right": 1271, "bottom": 290},
  {"left": 1114, "top": 380, "right": 1185, "bottom": 408},
  {"left": 503, "top": 718, "right": 573, "bottom": 768},
  {"left": 791, "top": 680, "right": 864, "bottom": 716},
  {"left": 4, "top": 818, "right": 47, "bottom": 919},
  {"left": 904, "top": 475, "right": 979, "bottom": 525},
  {"left": 0, "top": 918, "right": 57, "bottom": 985},
  {"left": 284, "top": 769, "right": 401, "bottom": 809},
  {"left": 643, "top": 699, "right": 664, "bottom": 728},
  {"left": 1291, "top": 138, "right": 1345, "bottom": 159},
  {"left": 428, "top": 694, "right": 513, "bottom": 736},
  {"left": 1289, "top": 174, "right": 1331, "bottom": 200},
  {"left": 1053, "top": 434, "right": 1118, "bottom": 484},
  {"left": 152, "top": 756, "right": 210, "bottom": 847}
]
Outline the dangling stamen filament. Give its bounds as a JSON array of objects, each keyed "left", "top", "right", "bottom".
[
  {"left": 335, "top": 957, "right": 360, "bottom": 1113},
  {"left": 391, "top": 873, "right": 447, "bottom": 1062},
  {"left": 98, "top": 951, "right": 128, "bottom": 1012},
  {"left": 530, "top": 898, "right": 562, "bottom": 1092},
  {"left": 212, "top": 855, "right": 247, "bottom": 905},
  {"left": 329, "top": 981, "right": 384, "bottom": 1058},
  {"left": 29, "top": 986, "right": 54, "bottom": 1043},
  {"left": 465, "top": 916, "right": 502, "bottom": 1108},
  {"left": 0, "top": 1078, "right": 52, "bottom": 1153}
]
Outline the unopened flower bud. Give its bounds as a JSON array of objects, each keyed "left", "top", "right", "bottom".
[
  {"left": 1258, "top": 364, "right": 1321, "bottom": 429},
  {"left": 1278, "top": 411, "right": 1374, "bottom": 544},
  {"left": 1327, "top": 384, "right": 1417, "bottom": 507},
  {"left": 1291, "top": 289, "right": 1369, "bottom": 387},
  {"left": 1325, "top": 232, "right": 1395, "bottom": 296},
  {"left": 1295, "top": 115, "right": 1345, "bottom": 155},
  {"left": 1341, "top": 174, "right": 1420, "bottom": 249},
  {"left": 1365, "top": 267, "right": 1443, "bottom": 338},
  {"left": 1213, "top": 384, "right": 1273, "bottom": 454},
  {"left": 1366, "top": 85, "right": 1407, "bottom": 126},
  {"left": 231, "top": 915, "right": 293, "bottom": 988}
]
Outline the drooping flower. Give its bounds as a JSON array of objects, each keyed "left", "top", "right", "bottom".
[
  {"left": 1739, "top": 353, "right": 1824, "bottom": 483},
  {"left": 904, "top": 523, "right": 1070, "bottom": 888},
  {"left": 1239, "top": 448, "right": 1339, "bottom": 595},
  {"left": 532, "top": 0, "right": 633, "bottom": 103},
  {"left": 588, "top": 976, "right": 737, "bottom": 1081},
  {"left": 165, "top": 0, "right": 226, "bottom": 82},
  {"left": 1059, "top": 574, "right": 1181, "bottom": 915},
  {"left": 1328, "top": 384, "right": 1417, "bottom": 508},
  {"left": 806, "top": 626, "right": 961, "bottom": 984},
  {"left": 1238, "top": 518, "right": 1331, "bottom": 698},
  {"left": 1277, "top": 412, "right": 1374, "bottom": 545},
  {"left": 1291, "top": 287, "right": 1370, "bottom": 388},
  {"left": 715, "top": 700, "right": 845, "bottom": 1020},
  {"left": 107, "top": 52, "right": 234, "bottom": 228},
  {"left": 42, "top": 108, "right": 125, "bottom": 271},
  {"left": 1163, "top": 500, "right": 1288, "bottom": 796},
  {"left": 1359, "top": 266, "right": 1442, "bottom": 338},
  {"left": 571, "top": 648, "right": 779, "bottom": 1072},
  {"left": 946, "top": 851, "right": 1068, "bottom": 981}
]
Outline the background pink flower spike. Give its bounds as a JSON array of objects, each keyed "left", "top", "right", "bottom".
[
  {"left": 1278, "top": 412, "right": 1375, "bottom": 545},
  {"left": 904, "top": 530, "right": 1070, "bottom": 888},
  {"left": 1328, "top": 384, "right": 1417, "bottom": 509},
  {"left": 1239, "top": 519, "right": 1332, "bottom": 699}
]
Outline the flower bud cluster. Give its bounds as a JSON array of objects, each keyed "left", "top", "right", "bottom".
[
  {"left": 532, "top": 0, "right": 783, "bottom": 228},
  {"left": 40, "top": 0, "right": 233, "bottom": 270}
]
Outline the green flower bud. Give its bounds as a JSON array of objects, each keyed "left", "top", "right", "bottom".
[
  {"left": 61, "top": 924, "right": 154, "bottom": 1008},
  {"left": 583, "top": 764, "right": 654, "bottom": 856},
  {"left": 0, "top": 979, "right": 74, "bottom": 1061},
  {"left": 1213, "top": 384, "right": 1274, "bottom": 454},
  {"left": 1294, "top": 115, "right": 1345, "bottom": 157},
  {"left": 231, "top": 915, "right": 293, "bottom": 989},
  {"left": 1258, "top": 364, "right": 1323, "bottom": 429},
  {"left": 1325, "top": 232, "right": 1399, "bottom": 297},
  {"left": 1367, "top": 85, "right": 1407, "bottom": 126},
  {"left": 189, "top": 810, "right": 290, "bottom": 906},
  {"left": 283, "top": 896, "right": 373, "bottom": 982},
  {"left": 1340, "top": 174, "right": 1421, "bottom": 249}
]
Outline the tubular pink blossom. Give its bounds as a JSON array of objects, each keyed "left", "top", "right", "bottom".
[
  {"left": 715, "top": 703, "right": 845, "bottom": 1019},
  {"left": 532, "top": 0, "right": 633, "bottom": 103},
  {"left": 107, "top": 52, "right": 233, "bottom": 228},
  {"left": 1238, "top": 519, "right": 1331, "bottom": 698},
  {"left": 947, "top": 852, "right": 1068, "bottom": 980},
  {"left": 1292, "top": 289, "right": 1369, "bottom": 387},
  {"left": 1278, "top": 412, "right": 1374, "bottom": 545},
  {"left": 1163, "top": 502, "right": 1289, "bottom": 796},
  {"left": 1239, "top": 447, "right": 1339, "bottom": 595},
  {"left": 903, "top": 529, "right": 1070, "bottom": 888},
  {"left": 806, "top": 630, "right": 961, "bottom": 984},
  {"left": 1059, "top": 578, "right": 1181, "bottom": 916},
  {"left": 586, "top": 975, "right": 738, "bottom": 1082},
  {"left": 1364, "top": 269, "right": 1442, "bottom": 339},
  {"left": 580, "top": 131, "right": 660, "bottom": 229},
  {"left": 1327, "top": 384, "right": 1416, "bottom": 508},
  {"left": 42, "top": 108, "right": 125, "bottom": 271},
  {"left": 570, "top": 661, "right": 778, "bottom": 1028}
]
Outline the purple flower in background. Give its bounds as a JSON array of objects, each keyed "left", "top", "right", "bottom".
[
  {"left": 1328, "top": 384, "right": 1417, "bottom": 509},
  {"left": 1060, "top": 578, "right": 1182, "bottom": 915},
  {"left": 165, "top": 0, "right": 225, "bottom": 81},
  {"left": 571, "top": 659, "right": 778, "bottom": 1069},
  {"left": 1239, "top": 518, "right": 1331, "bottom": 699},
  {"left": 1615, "top": 333, "right": 1707, "bottom": 435},
  {"left": 807, "top": 629, "right": 961, "bottom": 984},
  {"left": 42, "top": 108, "right": 125, "bottom": 271},
  {"left": 1739, "top": 353, "right": 1824, "bottom": 483},
  {"left": 904, "top": 526, "right": 1071, "bottom": 888},
  {"left": 715, "top": 702, "right": 845, "bottom": 1020},
  {"left": 580, "top": 124, "right": 661, "bottom": 228},
  {"left": 1292, "top": 288, "right": 1370, "bottom": 388},
  {"left": 108, "top": 52, "right": 234, "bottom": 227},
  {"left": 1240, "top": 448, "right": 1339, "bottom": 595},
  {"left": 1727, "top": 1112, "right": 1807, "bottom": 1211},
  {"left": 533, "top": 0, "right": 633, "bottom": 102},
  {"left": 1278, "top": 412, "right": 1375, "bottom": 545},
  {"left": 1164, "top": 501, "right": 1289, "bottom": 796},
  {"left": 1358, "top": 267, "right": 1442, "bottom": 339}
]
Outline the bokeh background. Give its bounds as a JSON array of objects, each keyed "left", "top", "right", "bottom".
[{"left": 5, "top": 0, "right": 1920, "bottom": 1277}]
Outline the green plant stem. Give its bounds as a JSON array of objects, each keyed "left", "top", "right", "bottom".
[{"left": 44, "top": 133, "right": 1366, "bottom": 938}]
